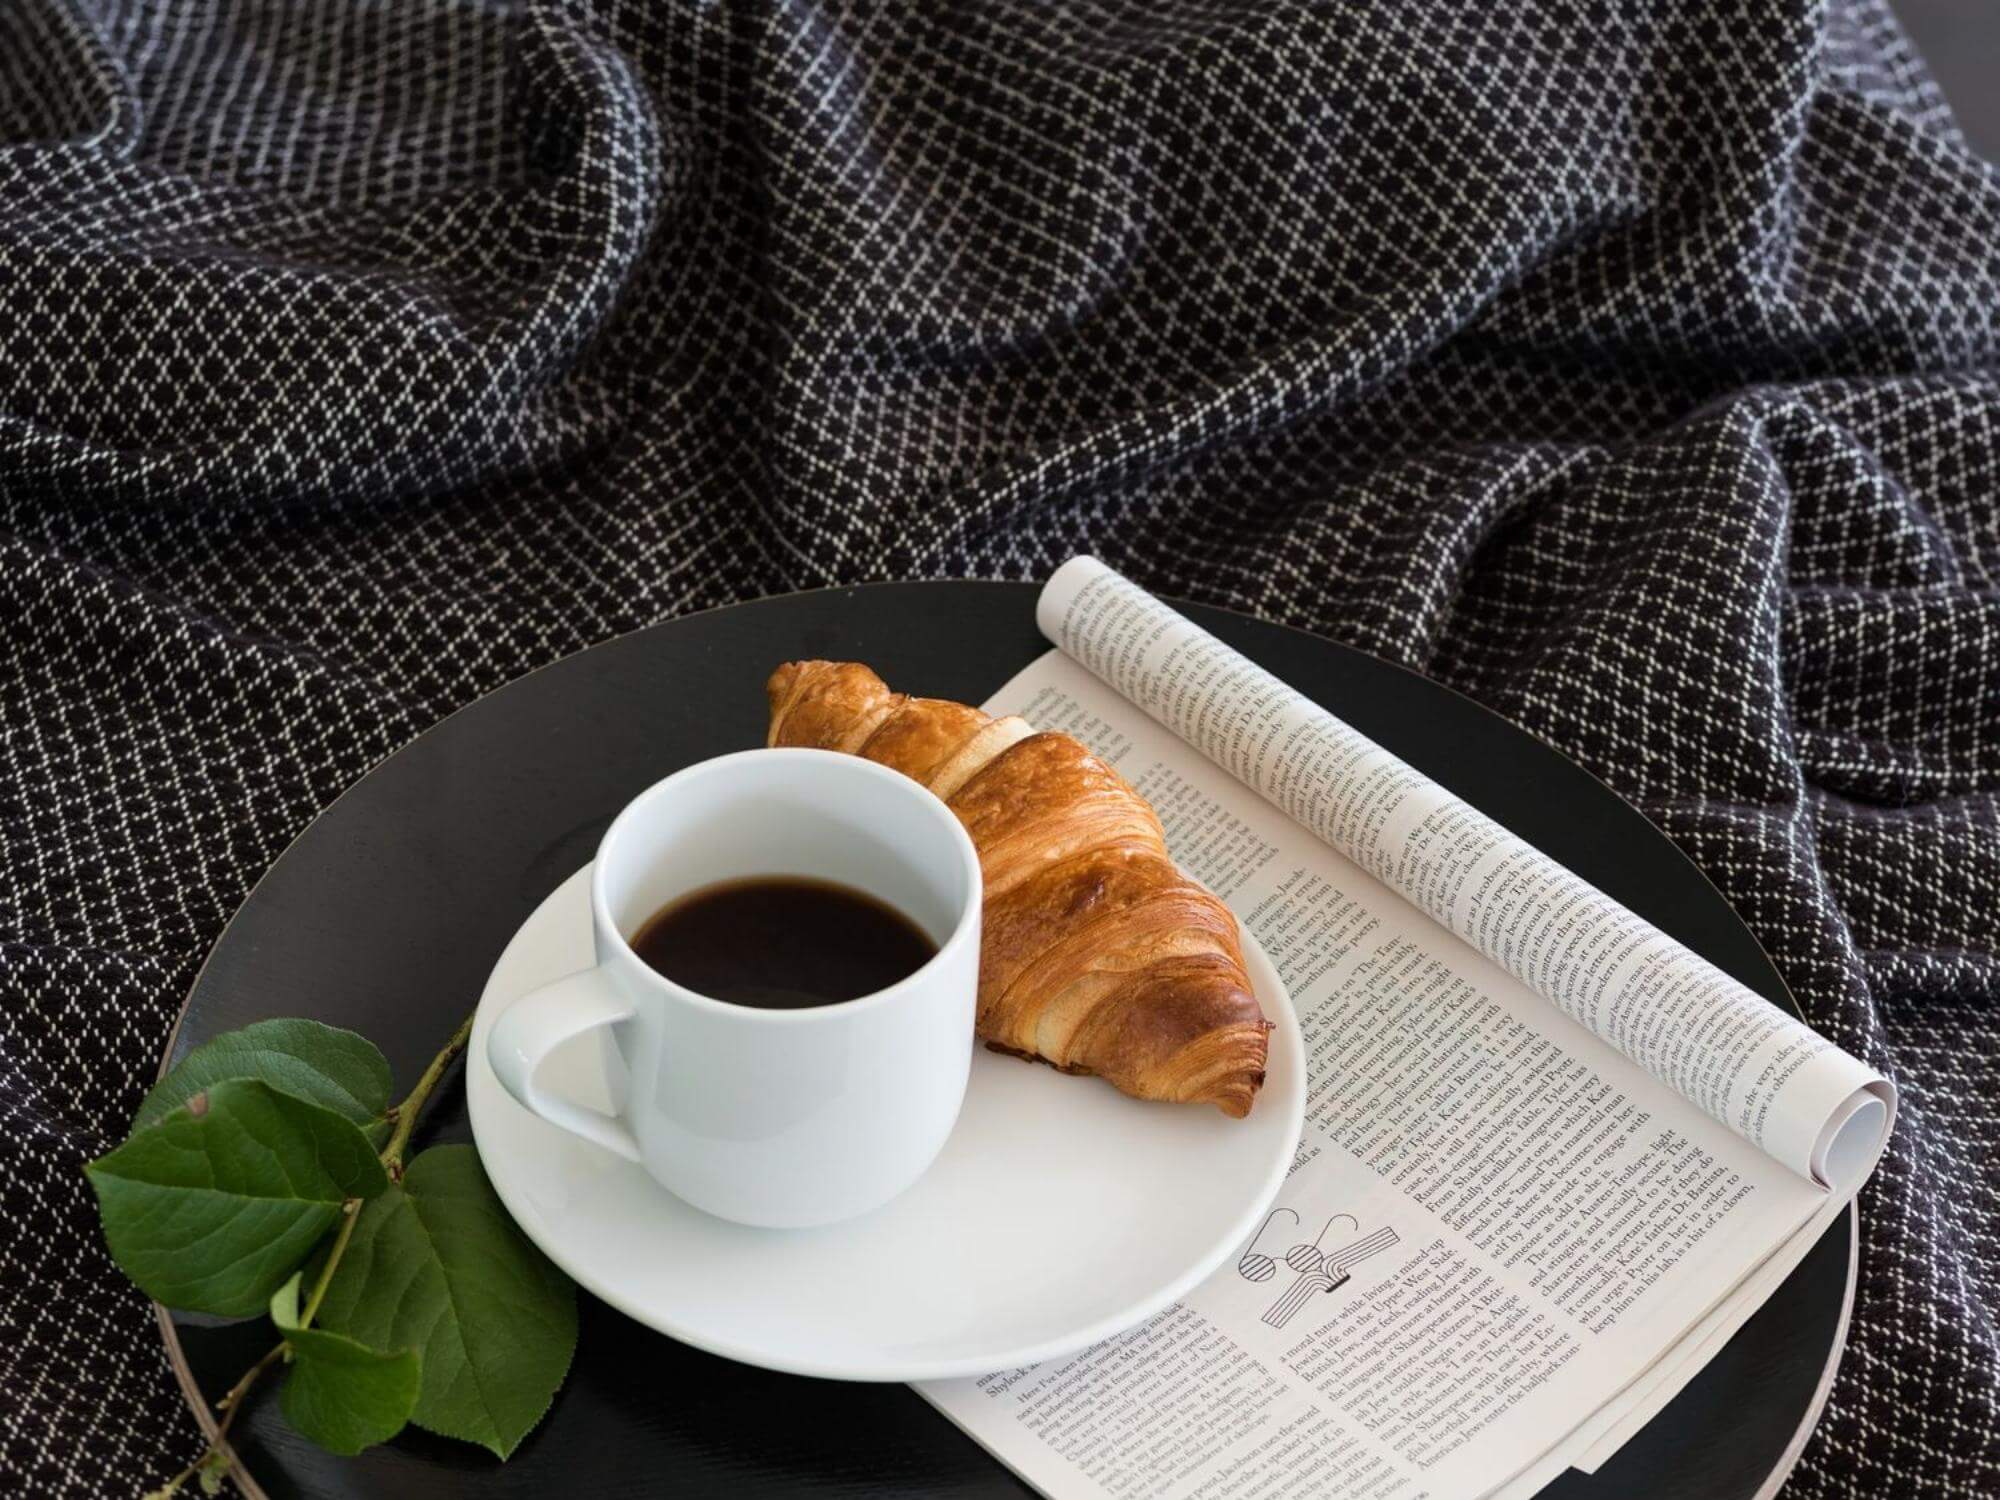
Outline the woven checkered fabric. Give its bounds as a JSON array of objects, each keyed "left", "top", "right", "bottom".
[{"left": 1, "top": 0, "right": 1995, "bottom": 1493}]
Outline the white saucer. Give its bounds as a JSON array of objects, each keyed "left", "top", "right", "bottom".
[{"left": 467, "top": 865, "right": 1305, "bottom": 1382}]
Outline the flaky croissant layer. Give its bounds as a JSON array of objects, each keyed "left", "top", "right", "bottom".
[{"left": 766, "top": 661, "right": 1270, "bottom": 1117}]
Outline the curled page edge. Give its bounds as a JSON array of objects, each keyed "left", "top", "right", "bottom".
[
  {"left": 1816, "top": 1081, "right": 1895, "bottom": 1193},
  {"left": 1036, "top": 554, "right": 1896, "bottom": 1194}
]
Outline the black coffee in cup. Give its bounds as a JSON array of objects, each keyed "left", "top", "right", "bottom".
[{"left": 630, "top": 876, "right": 937, "bottom": 1010}]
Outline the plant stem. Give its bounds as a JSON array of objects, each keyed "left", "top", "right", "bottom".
[
  {"left": 154, "top": 1010, "right": 477, "bottom": 1496},
  {"left": 301, "top": 1196, "right": 362, "bottom": 1327},
  {"left": 214, "top": 1344, "right": 285, "bottom": 1419},
  {"left": 147, "top": 1344, "right": 283, "bottom": 1498},
  {"left": 380, "top": 1011, "right": 474, "bottom": 1172}
]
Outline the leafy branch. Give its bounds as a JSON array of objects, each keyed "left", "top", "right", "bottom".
[{"left": 87, "top": 1014, "right": 574, "bottom": 1496}]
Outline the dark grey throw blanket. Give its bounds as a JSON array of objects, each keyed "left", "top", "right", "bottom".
[{"left": 2, "top": 1, "right": 1995, "bottom": 1494}]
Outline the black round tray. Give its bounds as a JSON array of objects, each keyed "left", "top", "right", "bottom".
[{"left": 159, "top": 582, "right": 1852, "bottom": 1500}]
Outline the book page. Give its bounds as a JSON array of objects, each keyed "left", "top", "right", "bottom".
[
  {"left": 1567, "top": 1192, "right": 1848, "bottom": 1472},
  {"left": 1035, "top": 557, "right": 1894, "bottom": 1192},
  {"left": 918, "top": 652, "right": 1829, "bottom": 1500}
]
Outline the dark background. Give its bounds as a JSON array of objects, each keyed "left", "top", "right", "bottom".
[{"left": 1893, "top": 2, "right": 2000, "bottom": 157}]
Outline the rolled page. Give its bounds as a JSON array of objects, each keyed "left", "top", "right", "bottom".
[{"left": 1037, "top": 556, "right": 1895, "bottom": 1192}]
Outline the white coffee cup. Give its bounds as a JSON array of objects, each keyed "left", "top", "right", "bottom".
[{"left": 487, "top": 748, "right": 982, "bottom": 1229}]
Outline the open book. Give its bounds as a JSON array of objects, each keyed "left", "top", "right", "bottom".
[{"left": 917, "top": 557, "right": 1894, "bottom": 1500}]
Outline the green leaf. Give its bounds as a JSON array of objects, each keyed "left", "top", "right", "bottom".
[
  {"left": 268, "top": 1272, "right": 420, "bottom": 1456},
  {"left": 85, "top": 1080, "right": 388, "bottom": 1317},
  {"left": 314, "top": 1145, "right": 576, "bottom": 1458},
  {"left": 137, "top": 1019, "right": 393, "bottom": 1133}
]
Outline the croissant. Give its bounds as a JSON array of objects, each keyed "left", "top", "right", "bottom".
[{"left": 766, "top": 661, "right": 1270, "bottom": 1117}]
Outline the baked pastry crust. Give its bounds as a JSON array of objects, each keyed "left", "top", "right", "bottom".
[{"left": 767, "top": 660, "right": 1270, "bottom": 1116}]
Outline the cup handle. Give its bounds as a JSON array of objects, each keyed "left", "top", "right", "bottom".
[{"left": 487, "top": 969, "right": 643, "bottom": 1163}]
